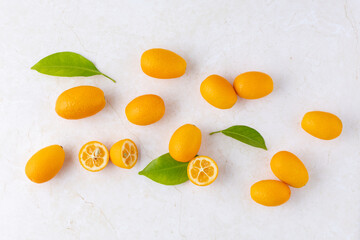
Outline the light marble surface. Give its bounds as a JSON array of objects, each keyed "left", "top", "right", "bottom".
[{"left": 1, "top": 0, "right": 360, "bottom": 239}]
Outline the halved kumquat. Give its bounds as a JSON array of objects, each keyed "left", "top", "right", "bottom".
[
  {"left": 187, "top": 156, "right": 218, "bottom": 186},
  {"left": 110, "top": 139, "right": 138, "bottom": 169},
  {"left": 79, "top": 141, "right": 109, "bottom": 172}
]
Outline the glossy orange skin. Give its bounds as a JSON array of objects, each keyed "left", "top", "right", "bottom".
[
  {"left": 125, "top": 94, "right": 165, "bottom": 125},
  {"left": 200, "top": 74, "right": 237, "bottom": 109},
  {"left": 301, "top": 111, "right": 342, "bottom": 140},
  {"left": 250, "top": 180, "right": 291, "bottom": 206},
  {"left": 233, "top": 71, "right": 273, "bottom": 99},
  {"left": 270, "top": 151, "right": 309, "bottom": 188},
  {"left": 169, "top": 124, "right": 202, "bottom": 162},
  {"left": 141, "top": 48, "right": 186, "bottom": 79},
  {"left": 55, "top": 86, "right": 106, "bottom": 119},
  {"left": 25, "top": 145, "right": 65, "bottom": 183}
]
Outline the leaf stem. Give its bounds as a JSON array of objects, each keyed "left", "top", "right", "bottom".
[
  {"left": 101, "top": 73, "right": 116, "bottom": 83},
  {"left": 209, "top": 131, "right": 222, "bottom": 135}
]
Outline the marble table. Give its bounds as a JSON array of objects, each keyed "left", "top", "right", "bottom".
[{"left": 0, "top": 0, "right": 359, "bottom": 239}]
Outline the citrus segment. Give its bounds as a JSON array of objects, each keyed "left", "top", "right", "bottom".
[
  {"left": 79, "top": 141, "right": 109, "bottom": 172},
  {"left": 187, "top": 156, "right": 218, "bottom": 186}
]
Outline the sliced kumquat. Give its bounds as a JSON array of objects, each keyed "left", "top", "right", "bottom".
[
  {"left": 79, "top": 141, "right": 109, "bottom": 172},
  {"left": 110, "top": 139, "right": 138, "bottom": 169},
  {"left": 187, "top": 156, "right": 218, "bottom": 186}
]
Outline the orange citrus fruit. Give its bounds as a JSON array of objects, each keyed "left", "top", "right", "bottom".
[
  {"left": 233, "top": 71, "right": 273, "bottom": 99},
  {"left": 270, "top": 151, "right": 309, "bottom": 188},
  {"left": 141, "top": 48, "right": 186, "bottom": 79},
  {"left": 55, "top": 86, "right": 106, "bottom": 119},
  {"left": 169, "top": 124, "right": 202, "bottom": 162},
  {"left": 187, "top": 156, "right": 218, "bottom": 186},
  {"left": 110, "top": 139, "right": 138, "bottom": 169},
  {"left": 25, "top": 145, "right": 65, "bottom": 183},
  {"left": 79, "top": 141, "right": 109, "bottom": 172},
  {"left": 200, "top": 74, "right": 237, "bottom": 109},
  {"left": 125, "top": 94, "right": 165, "bottom": 126},
  {"left": 301, "top": 111, "right": 342, "bottom": 140},
  {"left": 250, "top": 180, "right": 291, "bottom": 206}
]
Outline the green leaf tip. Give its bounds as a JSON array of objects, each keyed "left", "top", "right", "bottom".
[
  {"left": 209, "top": 131, "right": 221, "bottom": 135},
  {"left": 101, "top": 73, "right": 116, "bottom": 83}
]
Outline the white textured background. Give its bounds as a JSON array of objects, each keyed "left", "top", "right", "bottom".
[{"left": 0, "top": 0, "right": 359, "bottom": 239}]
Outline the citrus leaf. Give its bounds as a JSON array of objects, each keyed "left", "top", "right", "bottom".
[
  {"left": 210, "top": 125, "right": 267, "bottom": 150},
  {"left": 139, "top": 153, "right": 189, "bottom": 185},
  {"left": 31, "top": 52, "right": 116, "bottom": 82}
]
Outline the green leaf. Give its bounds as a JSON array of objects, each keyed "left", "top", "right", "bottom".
[
  {"left": 139, "top": 153, "right": 189, "bottom": 185},
  {"left": 210, "top": 125, "right": 267, "bottom": 150},
  {"left": 31, "top": 51, "right": 116, "bottom": 83}
]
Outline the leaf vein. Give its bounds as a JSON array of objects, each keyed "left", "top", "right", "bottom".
[{"left": 33, "top": 65, "right": 101, "bottom": 74}]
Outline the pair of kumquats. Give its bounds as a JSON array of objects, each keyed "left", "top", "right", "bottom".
[
  {"left": 250, "top": 151, "right": 309, "bottom": 207},
  {"left": 79, "top": 140, "right": 138, "bottom": 172},
  {"left": 25, "top": 139, "right": 138, "bottom": 183},
  {"left": 200, "top": 71, "right": 273, "bottom": 109}
]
